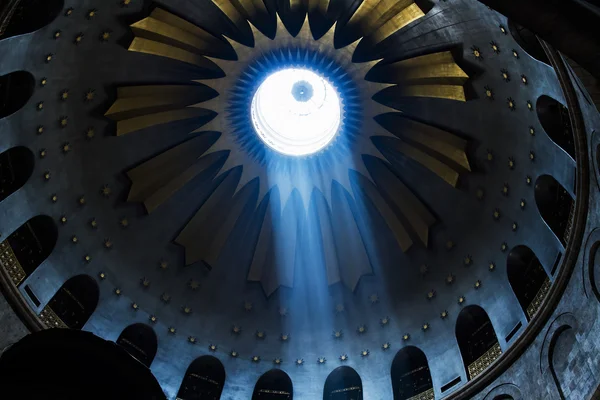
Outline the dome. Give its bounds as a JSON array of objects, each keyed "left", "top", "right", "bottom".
[{"left": 1, "top": 0, "right": 599, "bottom": 399}]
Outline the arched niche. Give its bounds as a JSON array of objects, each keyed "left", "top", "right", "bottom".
[
  {"left": 0, "top": 0, "right": 65, "bottom": 40},
  {"left": 323, "top": 366, "right": 363, "bottom": 400},
  {"left": 252, "top": 369, "right": 293, "bottom": 399},
  {"left": 39, "top": 274, "right": 99, "bottom": 329},
  {"left": 549, "top": 326, "right": 577, "bottom": 398},
  {"left": 0, "top": 146, "right": 34, "bottom": 202},
  {"left": 493, "top": 396, "right": 514, "bottom": 400},
  {"left": 116, "top": 323, "right": 158, "bottom": 368},
  {"left": 537, "top": 96, "right": 575, "bottom": 160},
  {"left": 177, "top": 355, "right": 226, "bottom": 400},
  {"left": 0, "top": 71, "right": 35, "bottom": 118},
  {"left": 534, "top": 175, "right": 575, "bottom": 246},
  {"left": 456, "top": 305, "right": 501, "bottom": 381},
  {"left": 0, "top": 215, "right": 57, "bottom": 286},
  {"left": 391, "top": 346, "right": 434, "bottom": 400},
  {"left": 507, "top": 245, "right": 550, "bottom": 321},
  {"left": 507, "top": 20, "right": 550, "bottom": 65}
]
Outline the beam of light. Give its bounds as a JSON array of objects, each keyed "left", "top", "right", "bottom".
[{"left": 251, "top": 68, "right": 342, "bottom": 157}]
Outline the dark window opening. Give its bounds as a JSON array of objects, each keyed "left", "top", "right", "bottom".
[
  {"left": 0, "top": 0, "right": 65, "bottom": 40},
  {"left": 177, "top": 355, "right": 226, "bottom": 400},
  {"left": 116, "top": 323, "right": 157, "bottom": 368},
  {"left": 507, "top": 245, "right": 550, "bottom": 320},
  {"left": 456, "top": 305, "right": 500, "bottom": 380},
  {"left": 507, "top": 20, "right": 550, "bottom": 65},
  {"left": 537, "top": 95, "right": 576, "bottom": 160},
  {"left": 0, "top": 146, "right": 34, "bottom": 201},
  {"left": 323, "top": 366, "right": 362, "bottom": 400},
  {"left": 253, "top": 369, "right": 293, "bottom": 399},
  {"left": 46, "top": 274, "right": 99, "bottom": 329},
  {"left": 391, "top": 346, "right": 433, "bottom": 400},
  {"left": 0, "top": 71, "right": 35, "bottom": 118},
  {"left": 534, "top": 175, "right": 575, "bottom": 246}
]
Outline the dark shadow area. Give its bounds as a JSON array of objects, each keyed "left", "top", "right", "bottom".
[
  {"left": 456, "top": 305, "right": 500, "bottom": 381},
  {"left": 116, "top": 323, "right": 158, "bottom": 368},
  {"left": 0, "top": 146, "right": 34, "bottom": 202},
  {"left": 252, "top": 369, "right": 293, "bottom": 399},
  {"left": 534, "top": 174, "right": 575, "bottom": 246},
  {"left": 323, "top": 366, "right": 363, "bottom": 400},
  {"left": 391, "top": 346, "right": 433, "bottom": 400},
  {"left": 177, "top": 355, "right": 226, "bottom": 400},
  {"left": 537, "top": 95, "right": 576, "bottom": 160},
  {"left": 45, "top": 274, "right": 99, "bottom": 329},
  {"left": 0, "top": 0, "right": 64, "bottom": 40},
  {"left": 0, "top": 71, "right": 35, "bottom": 118},
  {"left": 507, "top": 245, "right": 550, "bottom": 321},
  {"left": 0, "top": 329, "right": 165, "bottom": 399},
  {"left": 507, "top": 20, "right": 550, "bottom": 65}
]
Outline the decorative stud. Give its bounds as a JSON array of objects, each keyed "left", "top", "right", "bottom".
[
  {"left": 140, "top": 277, "right": 150, "bottom": 288},
  {"left": 188, "top": 336, "right": 197, "bottom": 344},
  {"left": 471, "top": 46, "right": 483, "bottom": 60},
  {"left": 499, "top": 25, "right": 507, "bottom": 34},
  {"left": 512, "top": 49, "right": 519, "bottom": 58},
  {"left": 60, "top": 215, "right": 67, "bottom": 225},
  {"left": 507, "top": 97, "right": 516, "bottom": 110},
  {"left": 380, "top": 316, "right": 390, "bottom": 326},
  {"left": 168, "top": 327, "right": 176, "bottom": 335},
  {"left": 357, "top": 325, "right": 367, "bottom": 334},
  {"left": 474, "top": 280, "right": 482, "bottom": 289},
  {"left": 520, "top": 199, "right": 526, "bottom": 209},
  {"left": 230, "top": 350, "right": 238, "bottom": 358},
  {"left": 403, "top": 334, "right": 410, "bottom": 341},
  {"left": 486, "top": 150, "right": 494, "bottom": 161},
  {"left": 37, "top": 125, "right": 44, "bottom": 134},
  {"left": 232, "top": 325, "right": 242, "bottom": 335},
  {"left": 529, "top": 151, "right": 535, "bottom": 161},
  {"left": 318, "top": 356, "right": 327, "bottom": 364},
  {"left": 369, "top": 294, "right": 379, "bottom": 304},
  {"left": 87, "top": 9, "right": 97, "bottom": 19},
  {"left": 37, "top": 101, "right": 44, "bottom": 110},
  {"left": 512, "top": 222, "right": 518, "bottom": 231},
  {"left": 296, "top": 358, "right": 304, "bottom": 366},
  {"left": 53, "top": 30, "right": 62, "bottom": 39},
  {"left": 85, "top": 89, "right": 95, "bottom": 102},
  {"left": 333, "top": 330, "right": 343, "bottom": 339},
  {"left": 188, "top": 279, "right": 199, "bottom": 290},
  {"left": 446, "top": 240, "right": 455, "bottom": 250},
  {"left": 40, "top": 78, "right": 47, "bottom": 86},
  {"left": 100, "top": 31, "right": 111, "bottom": 42},
  {"left": 59, "top": 116, "right": 68, "bottom": 128},
  {"left": 62, "top": 142, "right": 71, "bottom": 153},
  {"left": 71, "top": 235, "right": 78, "bottom": 244},
  {"left": 252, "top": 355, "right": 260, "bottom": 363},
  {"left": 427, "top": 290, "right": 436, "bottom": 300},
  {"left": 501, "top": 242, "right": 508, "bottom": 252},
  {"left": 489, "top": 262, "right": 496, "bottom": 271},
  {"left": 280, "top": 333, "right": 290, "bottom": 342},
  {"left": 274, "top": 358, "right": 282, "bottom": 365},
  {"left": 39, "top": 149, "right": 47, "bottom": 158},
  {"left": 114, "top": 288, "right": 122, "bottom": 296},
  {"left": 101, "top": 185, "right": 112, "bottom": 197},
  {"left": 458, "top": 296, "right": 466, "bottom": 305},
  {"left": 521, "top": 74, "right": 528, "bottom": 85},
  {"left": 501, "top": 69, "right": 510, "bottom": 82},
  {"left": 440, "top": 310, "right": 448, "bottom": 319},
  {"left": 529, "top": 127, "right": 535, "bottom": 136},
  {"left": 422, "top": 323, "right": 430, "bottom": 331},
  {"left": 527, "top": 100, "right": 533, "bottom": 111},
  {"left": 43, "top": 171, "right": 51, "bottom": 181},
  {"left": 526, "top": 176, "right": 532, "bottom": 185},
  {"left": 484, "top": 86, "right": 494, "bottom": 100},
  {"left": 78, "top": 196, "right": 86, "bottom": 206},
  {"left": 103, "top": 238, "right": 112, "bottom": 249},
  {"left": 65, "top": 7, "right": 73, "bottom": 16},
  {"left": 490, "top": 41, "right": 500, "bottom": 53},
  {"left": 120, "top": 218, "right": 129, "bottom": 228},
  {"left": 339, "top": 354, "right": 348, "bottom": 362},
  {"left": 149, "top": 315, "right": 157, "bottom": 323},
  {"left": 419, "top": 264, "right": 429, "bottom": 275},
  {"left": 335, "top": 303, "right": 345, "bottom": 313},
  {"left": 85, "top": 127, "right": 95, "bottom": 140},
  {"left": 209, "top": 344, "right": 217, "bottom": 352},
  {"left": 121, "top": 0, "right": 132, "bottom": 6},
  {"left": 361, "top": 349, "right": 370, "bottom": 357},
  {"left": 446, "top": 273, "right": 455, "bottom": 284},
  {"left": 45, "top": 54, "right": 53, "bottom": 63},
  {"left": 464, "top": 255, "right": 473, "bottom": 266},
  {"left": 90, "top": 219, "right": 98, "bottom": 229},
  {"left": 98, "top": 272, "right": 106, "bottom": 280},
  {"left": 131, "top": 302, "right": 139, "bottom": 310},
  {"left": 244, "top": 301, "right": 253, "bottom": 311},
  {"left": 51, "top": 194, "right": 58, "bottom": 203},
  {"left": 160, "top": 292, "right": 171, "bottom": 303},
  {"left": 60, "top": 90, "right": 69, "bottom": 101},
  {"left": 84, "top": 255, "right": 91, "bottom": 263},
  {"left": 508, "top": 157, "right": 515, "bottom": 169},
  {"left": 382, "top": 342, "right": 391, "bottom": 350},
  {"left": 256, "top": 331, "right": 266, "bottom": 340}
]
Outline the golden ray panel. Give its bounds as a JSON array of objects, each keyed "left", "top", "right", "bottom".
[{"left": 106, "top": 3, "right": 472, "bottom": 294}]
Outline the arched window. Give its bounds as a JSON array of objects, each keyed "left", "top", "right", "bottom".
[
  {"left": 323, "top": 366, "right": 362, "bottom": 400},
  {"left": 0, "top": 146, "right": 34, "bottom": 201},
  {"left": 507, "top": 20, "right": 549, "bottom": 65},
  {"left": 537, "top": 96, "right": 575, "bottom": 160},
  {"left": 0, "top": 0, "right": 64, "bottom": 40},
  {"left": 0, "top": 71, "right": 35, "bottom": 118},
  {"left": 252, "top": 369, "right": 293, "bottom": 399},
  {"left": 534, "top": 175, "right": 575, "bottom": 246},
  {"left": 507, "top": 245, "right": 551, "bottom": 321},
  {"left": 456, "top": 305, "right": 501, "bottom": 381},
  {"left": 116, "top": 323, "right": 158, "bottom": 368},
  {"left": 39, "top": 275, "right": 99, "bottom": 329},
  {"left": 177, "top": 355, "right": 226, "bottom": 400},
  {"left": 0, "top": 215, "right": 57, "bottom": 286},
  {"left": 391, "top": 346, "right": 433, "bottom": 400}
]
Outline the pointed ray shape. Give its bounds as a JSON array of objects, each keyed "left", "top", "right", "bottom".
[
  {"left": 330, "top": 182, "right": 372, "bottom": 291},
  {"left": 367, "top": 159, "right": 435, "bottom": 247},
  {"left": 375, "top": 113, "right": 471, "bottom": 172},
  {"left": 350, "top": 170, "right": 413, "bottom": 252},
  {"left": 311, "top": 189, "right": 340, "bottom": 286},
  {"left": 127, "top": 135, "right": 222, "bottom": 213},
  {"left": 131, "top": 8, "right": 232, "bottom": 59},
  {"left": 210, "top": 0, "right": 253, "bottom": 42},
  {"left": 308, "top": 0, "right": 330, "bottom": 14},
  {"left": 369, "top": 51, "right": 468, "bottom": 101},
  {"left": 105, "top": 85, "right": 217, "bottom": 136},
  {"left": 343, "top": 0, "right": 431, "bottom": 47},
  {"left": 176, "top": 168, "right": 258, "bottom": 266}
]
